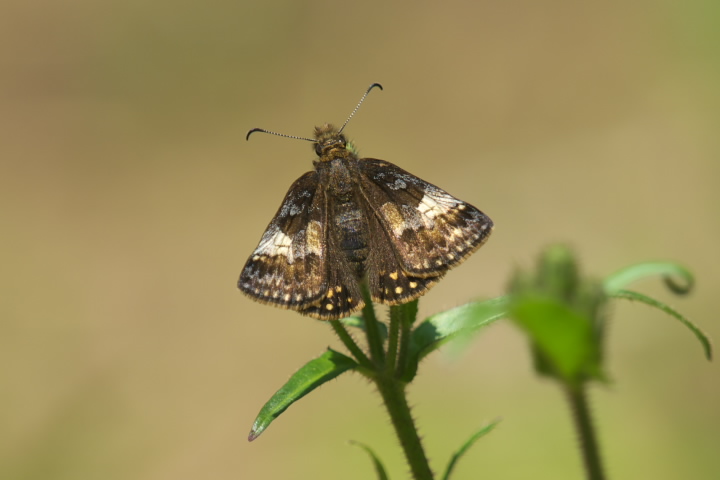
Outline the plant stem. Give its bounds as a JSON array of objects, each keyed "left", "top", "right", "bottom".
[
  {"left": 361, "top": 283, "right": 386, "bottom": 367},
  {"left": 330, "top": 320, "right": 373, "bottom": 369},
  {"left": 565, "top": 386, "right": 606, "bottom": 480},
  {"left": 375, "top": 376, "right": 434, "bottom": 480},
  {"left": 393, "top": 302, "right": 416, "bottom": 379},
  {"left": 385, "top": 308, "right": 401, "bottom": 376},
  {"left": 365, "top": 293, "right": 430, "bottom": 478}
]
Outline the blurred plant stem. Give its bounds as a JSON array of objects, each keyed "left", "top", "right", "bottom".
[
  {"left": 565, "top": 386, "right": 605, "bottom": 480},
  {"left": 509, "top": 245, "right": 710, "bottom": 480}
]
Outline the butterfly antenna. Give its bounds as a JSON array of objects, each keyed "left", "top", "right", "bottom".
[
  {"left": 338, "top": 83, "right": 383, "bottom": 134},
  {"left": 246, "top": 128, "right": 314, "bottom": 142}
]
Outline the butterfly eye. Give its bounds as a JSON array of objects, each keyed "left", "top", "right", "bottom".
[{"left": 314, "top": 143, "right": 322, "bottom": 156}]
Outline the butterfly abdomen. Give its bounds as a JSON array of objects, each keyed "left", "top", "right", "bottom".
[{"left": 333, "top": 198, "right": 369, "bottom": 273}]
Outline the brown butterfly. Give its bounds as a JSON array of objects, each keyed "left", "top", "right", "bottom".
[{"left": 239, "top": 84, "right": 493, "bottom": 320}]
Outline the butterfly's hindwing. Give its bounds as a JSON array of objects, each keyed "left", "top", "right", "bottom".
[
  {"left": 238, "top": 172, "right": 329, "bottom": 310},
  {"left": 365, "top": 211, "right": 439, "bottom": 305},
  {"left": 358, "top": 159, "right": 493, "bottom": 277},
  {"left": 300, "top": 233, "right": 365, "bottom": 319}
]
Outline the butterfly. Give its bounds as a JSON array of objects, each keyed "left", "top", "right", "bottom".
[{"left": 238, "top": 83, "right": 493, "bottom": 320}]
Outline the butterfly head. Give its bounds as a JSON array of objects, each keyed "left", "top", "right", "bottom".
[{"left": 313, "top": 123, "right": 357, "bottom": 163}]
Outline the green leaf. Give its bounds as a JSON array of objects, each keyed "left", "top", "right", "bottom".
[
  {"left": 441, "top": 419, "right": 501, "bottom": 480},
  {"left": 610, "top": 289, "right": 712, "bottom": 360},
  {"left": 403, "top": 297, "right": 508, "bottom": 381},
  {"left": 604, "top": 262, "right": 693, "bottom": 295},
  {"left": 349, "top": 440, "right": 390, "bottom": 480},
  {"left": 340, "top": 315, "right": 388, "bottom": 341},
  {"left": 511, "top": 294, "right": 604, "bottom": 385},
  {"left": 248, "top": 348, "right": 358, "bottom": 441}
]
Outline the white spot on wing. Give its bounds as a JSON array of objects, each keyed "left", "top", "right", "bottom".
[
  {"left": 389, "top": 178, "right": 407, "bottom": 190},
  {"left": 417, "top": 191, "right": 456, "bottom": 227},
  {"left": 254, "top": 228, "right": 295, "bottom": 261}
]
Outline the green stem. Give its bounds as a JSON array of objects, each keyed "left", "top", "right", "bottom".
[
  {"left": 565, "top": 386, "right": 606, "bottom": 480},
  {"left": 385, "top": 308, "right": 401, "bottom": 376},
  {"left": 375, "top": 376, "right": 434, "bottom": 480},
  {"left": 393, "top": 301, "right": 417, "bottom": 379},
  {"left": 361, "top": 283, "right": 386, "bottom": 367},
  {"left": 330, "top": 320, "right": 373, "bottom": 369}
]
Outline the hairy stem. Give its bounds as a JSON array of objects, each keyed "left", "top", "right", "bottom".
[
  {"left": 385, "top": 308, "right": 401, "bottom": 375},
  {"left": 375, "top": 376, "right": 434, "bottom": 480},
  {"left": 565, "top": 386, "right": 606, "bottom": 480},
  {"left": 330, "top": 320, "right": 372, "bottom": 369},
  {"left": 392, "top": 302, "right": 416, "bottom": 379},
  {"left": 361, "top": 283, "right": 386, "bottom": 367}
]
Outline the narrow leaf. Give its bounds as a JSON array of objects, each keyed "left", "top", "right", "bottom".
[
  {"left": 441, "top": 419, "right": 501, "bottom": 480},
  {"left": 349, "top": 440, "right": 390, "bottom": 480},
  {"left": 248, "top": 348, "right": 358, "bottom": 441},
  {"left": 604, "top": 262, "right": 693, "bottom": 295},
  {"left": 411, "top": 296, "right": 508, "bottom": 360},
  {"left": 611, "top": 289, "right": 712, "bottom": 360},
  {"left": 403, "top": 297, "right": 508, "bottom": 381}
]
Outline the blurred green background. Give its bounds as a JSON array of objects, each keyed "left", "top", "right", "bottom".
[{"left": 2, "top": 0, "right": 718, "bottom": 478}]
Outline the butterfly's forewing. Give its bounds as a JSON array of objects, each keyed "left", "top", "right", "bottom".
[
  {"left": 239, "top": 171, "right": 366, "bottom": 320},
  {"left": 358, "top": 159, "right": 493, "bottom": 279},
  {"left": 238, "top": 172, "right": 330, "bottom": 312}
]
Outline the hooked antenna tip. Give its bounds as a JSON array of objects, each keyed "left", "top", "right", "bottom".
[{"left": 246, "top": 128, "right": 264, "bottom": 141}]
